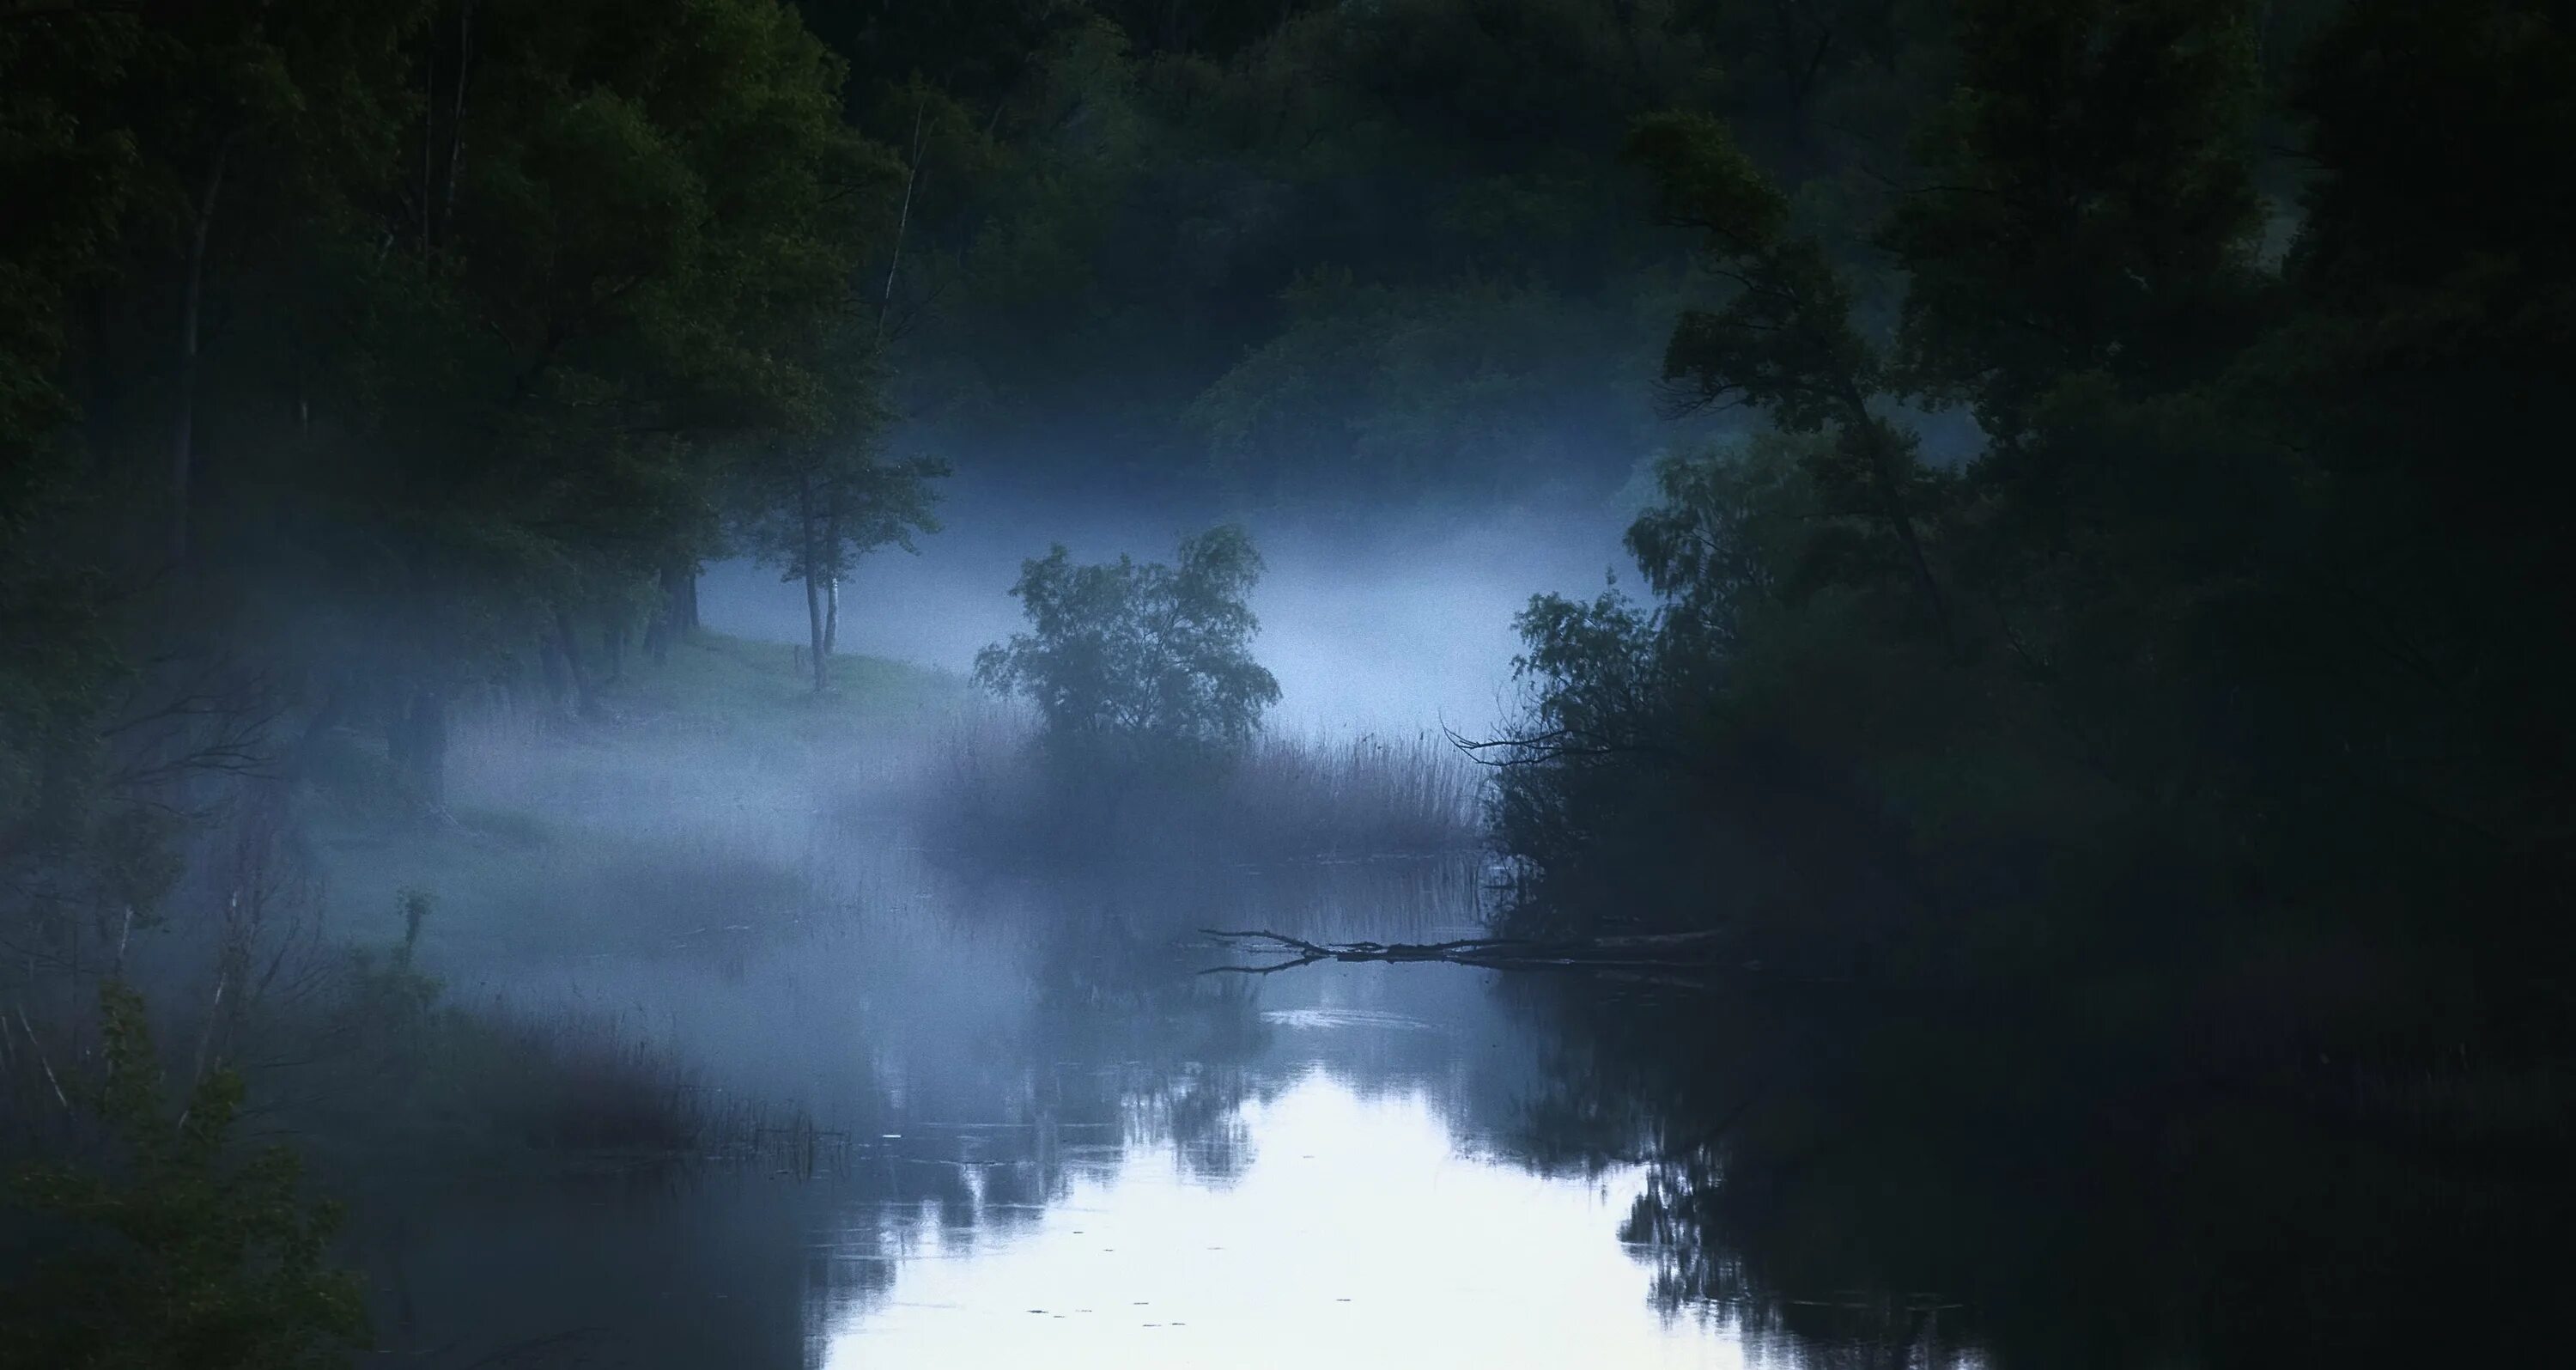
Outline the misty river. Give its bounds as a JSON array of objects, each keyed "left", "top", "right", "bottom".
[
  {"left": 295, "top": 554, "right": 2543, "bottom": 1370},
  {"left": 346, "top": 846, "right": 1777, "bottom": 1369},
  {"left": 15, "top": 5, "right": 2573, "bottom": 1365}
]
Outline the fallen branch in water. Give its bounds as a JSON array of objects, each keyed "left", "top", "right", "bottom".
[{"left": 1198, "top": 928, "right": 1745, "bottom": 978}]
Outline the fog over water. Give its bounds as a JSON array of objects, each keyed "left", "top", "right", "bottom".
[
  {"left": 9, "top": 3, "right": 2559, "bottom": 1367},
  {"left": 358, "top": 815, "right": 1759, "bottom": 1368}
]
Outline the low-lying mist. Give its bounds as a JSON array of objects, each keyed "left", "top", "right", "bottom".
[{"left": 698, "top": 482, "right": 1642, "bottom": 736}]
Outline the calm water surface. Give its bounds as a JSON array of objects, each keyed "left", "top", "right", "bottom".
[
  {"left": 345, "top": 834, "right": 2565, "bottom": 1370},
  {"left": 319, "top": 703, "right": 2574, "bottom": 1370},
  {"left": 358, "top": 859, "right": 1774, "bottom": 1368}
]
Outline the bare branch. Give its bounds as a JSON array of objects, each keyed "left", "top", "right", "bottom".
[{"left": 1198, "top": 928, "right": 1748, "bottom": 983}]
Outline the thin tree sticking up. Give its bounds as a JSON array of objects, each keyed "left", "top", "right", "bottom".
[
  {"left": 875, "top": 94, "right": 928, "bottom": 348},
  {"left": 734, "top": 432, "right": 946, "bottom": 694},
  {"left": 437, "top": 0, "right": 473, "bottom": 246},
  {"left": 170, "top": 131, "right": 236, "bottom": 565}
]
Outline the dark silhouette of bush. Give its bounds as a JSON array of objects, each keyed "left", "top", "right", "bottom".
[{"left": 1, "top": 982, "right": 368, "bottom": 1369}]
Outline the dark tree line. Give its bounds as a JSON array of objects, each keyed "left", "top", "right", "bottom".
[
  {"left": 1492, "top": 0, "right": 2576, "bottom": 1099},
  {"left": 2, "top": 0, "right": 951, "bottom": 908},
  {"left": 3, "top": 5, "right": 963, "bottom": 1358},
  {"left": 787, "top": 0, "right": 1984, "bottom": 505}
]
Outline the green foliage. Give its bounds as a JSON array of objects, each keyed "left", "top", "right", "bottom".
[
  {"left": 724, "top": 315, "right": 949, "bottom": 689},
  {"left": 0, "top": 6, "right": 141, "bottom": 457},
  {"left": 1499, "top": 0, "right": 2576, "bottom": 1068},
  {"left": 1, "top": 983, "right": 367, "bottom": 1370},
  {"left": 1880, "top": 0, "right": 2269, "bottom": 438},
  {"left": 975, "top": 527, "right": 1282, "bottom": 769},
  {"left": 1, "top": 0, "right": 905, "bottom": 939},
  {"left": 873, "top": 0, "right": 1957, "bottom": 501},
  {"left": 726, "top": 320, "right": 948, "bottom": 584},
  {"left": 1627, "top": 109, "right": 1958, "bottom": 645}
]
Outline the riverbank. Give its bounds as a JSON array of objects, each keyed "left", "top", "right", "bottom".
[{"left": 264, "top": 628, "right": 1484, "bottom": 1177}]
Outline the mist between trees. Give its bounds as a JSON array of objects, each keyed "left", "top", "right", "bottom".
[{"left": 4, "top": 0, "right": 2573, "bottom": 1366}]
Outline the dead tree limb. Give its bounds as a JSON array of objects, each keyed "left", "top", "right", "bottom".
[{"left": 1199, "top": 928, "right": 1747, "bottom": 979}]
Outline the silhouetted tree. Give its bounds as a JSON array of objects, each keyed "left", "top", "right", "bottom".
[{"left": 975, "top": 526, "right": 1282, "bottom": 770}]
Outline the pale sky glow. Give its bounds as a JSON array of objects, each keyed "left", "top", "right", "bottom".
[{"left": 821, "top": 1069, "right": 1745, "bottom": 1369}]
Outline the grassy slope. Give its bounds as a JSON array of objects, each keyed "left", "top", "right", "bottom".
[
  {"left": 182, "top": 633, "right": 954, "bottom": 1173},
  {"left": 605, "top": 630, "right": 960, "bottom": 729},
  {"left": 301, "top": 633, "right": 964, "bottom": 965}
]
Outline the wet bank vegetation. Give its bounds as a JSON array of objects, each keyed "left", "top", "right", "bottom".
[{"left": 943, "top": 527, "right": 1483, "bottom": 864}]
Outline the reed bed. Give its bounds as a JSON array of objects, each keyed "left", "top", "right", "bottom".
[{"left": 931, "top": 709, "right": 1485, "bottom": 866}]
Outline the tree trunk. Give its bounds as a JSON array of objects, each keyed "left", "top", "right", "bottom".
[
  {"left": 822, "top": 495, "right": 842, "bottom": 656},
  {"left": 171, "top": 136, "right": 234, "bottom": 566},
  {"left": 803, "top": 569, "right": 827, "bottom": 694},
  {"left": 877, "top": 97, "right": 928, "bottom": 346},
  {"left": 799, "top": 473, "right": 829, "bottom": 693},
  {"left": 603, "top": 617, "right": 626, "bottom": 684},
  {"left": 552, "top": 605, "right": 596, "bottom": 716},
  {"left": 438, "top": 0, "right": 474, "bottom": 246},
  {"left": 645, "top": 557, "right": 695, "bottom": 666}
]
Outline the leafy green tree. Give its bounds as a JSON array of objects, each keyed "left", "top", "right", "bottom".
[
  {"left": 0, "top": 4, "right": 143, "bottom": 463},
  {"left": 729, "top": 336, "right": 950, "bottom": 693},
  {"left": 254, "top": 0, "right": 902, "bottom": 784},
  {"left": 975, "top": 526, "right": 1281, "bottom": 768},
  {"left": 1, "top": 983, "right": 367, "bottom": 1370},
  {"left": 1498, "top": 0, "right": 2576, "bottom": 1050},
  {"left": 1626, "top": 108, "right": 1955, "bottom": 647},
  {"left": 3, "top": 0, "right": 908, "bottom": 1009},
  {"left": 1879, "top": 0, "right": 2268, "bottom": 444}
]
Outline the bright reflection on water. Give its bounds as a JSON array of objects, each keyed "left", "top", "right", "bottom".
[
  {"left": 355, "top": 850, "right": 1754, "bottom": 1369},
  {"left": 343, "top": 715, "right": 2562, "bottom": 1370},
  {"left": 821, "top": 1068, "right": 1735, "bottom": 1369}
]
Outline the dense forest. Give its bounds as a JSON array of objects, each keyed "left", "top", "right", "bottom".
[
  {"left": 1498, "top": 0, "right": 2574, "bottom": 1087},
  {"left": 4, "top": 0, "right": 2571, "bottom": 1365},
  {"left": 1, "top": 0, "right": 1912, "bottom": 973}
]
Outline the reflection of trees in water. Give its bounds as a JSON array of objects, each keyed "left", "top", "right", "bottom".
[
  {"left": 1027, "top": 901, "right": 1273, "bottom": 1184},
  {"left": 359, "top": 1167, "right": 902, "bottom": 1369},
  {"left": 342, "top": 844, "right": 1519, "bottom": 1366},
  {"left": 1498, "top": 971, "right": 2572, "bottom": 1370},
  {"left": 738, "top": 858, "right": 1497, "bottom": 1295},
  {"left": 942, "top": 856, "right": 1522, "bottom": 1192},
  {"left": 1620, "top": 1154, "right": 1977, "bottom": 1370}
]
